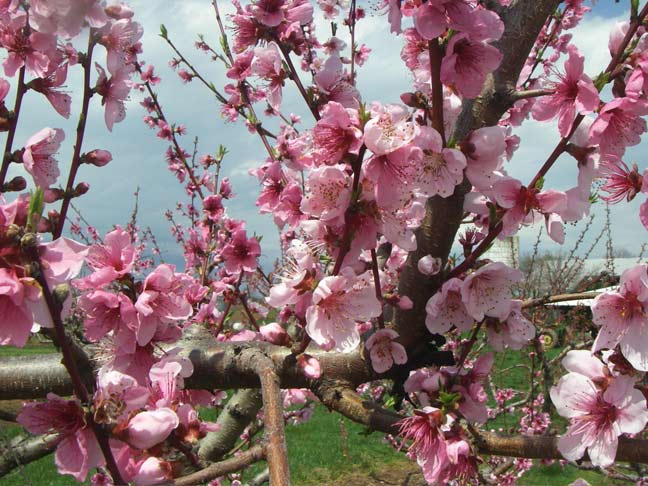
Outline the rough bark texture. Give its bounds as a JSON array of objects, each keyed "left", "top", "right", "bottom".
[{"left": 198, "top": 389, "right": 263, "bottom": 462}]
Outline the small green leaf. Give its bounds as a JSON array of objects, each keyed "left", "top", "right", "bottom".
[
  {"left": 27, "top": 188, "right": 44, "bottom": 232},
  {"left": 593, "top": 72, "right": 609, "bottom": 92},
  {"left": 159, "top": 24, "right": 168, "bottom": 39},
  {"left": 534, "top": 177, "right": 545, "bottom": 191}
]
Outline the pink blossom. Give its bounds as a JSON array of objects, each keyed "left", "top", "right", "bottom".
[
  {"left": 0, "top": 268, "right": 49, "bottom": 347},
  {"left": 300, "top": 164, "right": 351, "bottom": 223},
  {"left": 28, "top": 64, "right": 72, "bottom": 118},
  {"left": 18, "top": 394, "right": 103, "bottom": 481},
  {"left": 312, "top": 101, "right": 363, "bottom": 165},
  {"left": 38, "top": 237, "right": 88, "bottom": 286},
  {"left": 364, "top": 104, "right": 417, "bottom": 156},
  {"left": 551, "top": 367, "right": 648, "bottom": 467},
  {"left": 95, "top": 63, "right": 132, "bottom": 132},
  {"left": 84, "top": 149, "right": 113, "bottom": 167},
  {"left": 365, "top": 329, "right": 407, "bottom": 373},
  {"left": 78, "top": 291, "right": 137, "bottom": 351},
  {"left": 487, "top": 300, "right": 535, "bottom": 351},
  {"left": 251, "top": 42, "right": 286, "bottom": 108},
  {"left": 441, "top": 34, "right": 502, "bottom": 99},
  {"left": 492, "top": 177, "right": 568, "bottom": 243},
  {"left": 305, "top": 270, "right": 381, "bottom": 352},
  {"left": 425, "top": 278, "right": 474, "bottom": 334},
  {"left": 532, "top": 46, "right": 599, "bottom": 137},
  {"left": 398, "top": 407, "right": 451, "bottom": 483},
  {"left": 464, "top": 126, "right": 507, "bottom": 191},
  {"left": 134, "top": 264, "right": 192, "bottom": 346},
  {"left": 125, "top": 408, "right": 179, "bottom": 450},
  {"left": 29, "top": 0, "right": 108, "bottom": 38},
  {"left": 131, "top": 457, "right": 172, "bottom": 485},
  {"left": 363, "top": 145, "right": 419, "bottom": 211},
  {"left": 75, "top": 226, "right": 136, "bottom": 289},
  {"left": 99, "top": 18, "right": 143, "bottom": 72},
  {"left": 221, "top": 229, "right": 261, "bottom": 274},
  {"left": 413, "top": 126, "right": 466, "bottom": 198},
  {"left": 589, "top": 97, "right": 648, "bottom": 158},
  {"left": 461, "top": 262, "right": 523, "bottom": 321},
  {"left": 591, "top": 264, "right": 648, "bottom": 371},
  {"left": 259, "top": 322, "right": 291, "bottom": 345},
  {"left": 599, "top": 160, "right": 644, "bottom": 204},
  {"left": 417, "top": 255, "right": 442, "bottom": 276},
  {"left": 22, "top": 127, "right": 64, "bottom": 188},
  {"left": 0, "top": 15, "right": 57, "bottom": 77},
  {"left": 203, "top": 195, "right": 224, "bottom": 222},
  {"left": 314, "top": 54, "right": 360, "bottom": 109}
]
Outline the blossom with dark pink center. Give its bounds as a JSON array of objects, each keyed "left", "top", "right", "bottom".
[
  {"left": 599, "top": 160, "right": 644, "bottom": 204},
  {"left": 398, "top": 407, "right": 451, "bottom": 483},
  {"left": 312, "top": 101, "right": 363, "bottom": 165},
  {"left": 551, "top": 354, "right": 648, "bottom": 467},
  {"left": 364, "top": 104, "right": 417, "bottom": 156},
  {"left": 425, "top": 278, "right": 474, "bottom": 335},
  {"left": 28, "top": 64, "right": 72, "bottom": 118},
  {"left": 202, "top": 195, "right": 224, "bottom": 222},
  {"left": 75, "top": 226, "right": 136, "bottom": 289},
  {"left": 301, "top": 164, "right": 351, "bottom": 223},
  {"left": 18, "top": 394, "right": 103, "bottom": 481},
  {"left": 95, "top": 63, "right": 132, "bottom": 132},
  {"left": 589, "top": 97, "right": 648, "bottom": 158},
  {"left": 532, "top": 46, "right": 599, "bottom": 137},
  {"left": 440, "top": 34, "right": 502, "bottom": 99},
  {"left": 221, "top": 229, "right": 261, "bottom": 274},
  {"left": 591, "top": 264, "right": 648, "bottom": 371}
]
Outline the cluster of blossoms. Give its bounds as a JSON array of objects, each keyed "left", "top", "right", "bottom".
[{"left": 2, "top": 0, "right": 648, "bottom": 484}]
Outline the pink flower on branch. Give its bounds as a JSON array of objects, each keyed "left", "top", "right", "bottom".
[
  {"left": 365, "top": 329, "right": 407, "bottom": 373},
  {"left": 551, "top": 353, "right": 648, "bottom": 468},
  {"left": 22, "top": 127, "right": 64, "bottom": 188}
]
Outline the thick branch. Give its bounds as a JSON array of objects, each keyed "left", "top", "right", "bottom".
[
  {"left": 198, "top": 389, "right": 263, "bottom": 462},
  {"left": 395, "top": 0, "right": 562, "bottom": 346},
  {"left": 0, "top": 433, "right": 58, "bottom": 478},
  {"left": 522, "top": 291, "right": 602, "bottom": 308},
  {"left": 172, "top": 444, "right": 266, "bottom": 486}
]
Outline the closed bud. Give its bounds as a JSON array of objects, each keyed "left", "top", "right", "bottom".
[
  {"left": 83, "top": 149, "right": 112, "bottom": 167},
  {"left": 52, "top": 283, "right": 70, "bottom": 304},
  {"left": 73, "top": 182, "right": 90, "bottom": 197},
  {"left": 6, "top": 223, "right": 21, "bottom": 239},
  {"left": 2, "top": 176, "right": 26, "bottom": 192},
  {"left": 105, "top": 3, "right": 134, "bottom": 19}
]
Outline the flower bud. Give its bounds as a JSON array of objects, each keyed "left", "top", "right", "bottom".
[
  {"left": 73, "top": 182, "right": 90, "bottom": 197},
  {"left": 82, "top": 149, "right": 112, "bottom": 167},
  {"left": 2, "top": 176, "right": 26, "bottom": 192}
]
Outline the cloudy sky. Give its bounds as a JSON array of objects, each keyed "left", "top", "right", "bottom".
[{"left": 4, "top": 0, "right": 647, "bottom": 268}]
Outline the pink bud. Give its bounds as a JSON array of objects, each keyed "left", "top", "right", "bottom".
[
  {"left": 398, "top": 296, "right": 413, "bottom": 310},
  {"left": 417, "top": 255, "right": 442, "bottom": 276},
  {"left": 44, "top": 188, "right": 65, "bottom": 203},
  {"left": 259, "top": 322, "right": 291, "bottom": 346},
  {"left": 83, "top": 149, "right": 112, "bottom": 167},
  {"left": 74, "top": 182, "right": 90, "bottom": 196},
  {"left": 297, "top": 354, "right": 321, "bottom": 379}
]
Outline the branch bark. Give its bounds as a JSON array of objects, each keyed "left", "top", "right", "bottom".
[
  {"left": 0, "top": 433, "right": 58, "bottom": 478},
  {"left": 172, "top": 444, "right": 266, "bottom": 486}
]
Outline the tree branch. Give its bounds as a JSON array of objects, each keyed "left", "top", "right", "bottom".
[
  {"left": 172, "top": 444, "right": 266, "bottom": 486},
  {"left": 0, "top": 433, "right": 58, "bottom": 478}
]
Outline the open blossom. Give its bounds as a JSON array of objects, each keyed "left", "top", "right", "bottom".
[
  {"left": 300, "top": 164, "right": 351, "bottom": 222},
  {"left": 29, "top": 64, "right": 72, "bottom": 118},
  {"left": 492, "top": 177, "right": 568, "bottom": 243},
  {"left": 532, "top": 45, "right": 599, "bottom": 137},
  {"left": 305, "top": 270, "right": 381, "bottom": 352},
  {"left": 312, "top": 101, "right": 363, "bottom": 165},
  {"left": 78, "top": 291, "right": 138, "bottom": 352},
  {"left": 365, "top": 329, "right": 407, "bottom": 373},
  {"left": 95, "top": 64, "right": 132, "bottom": 131},
  {"left": 364, "top": 104, "right": 417, "bottom": 156},
  {"left": 487, "top": 300, "right": 535, "bottom": 351},
  {"left": 461, "top": 262, "right": 523, "bottom": 321},
  {"left": 75, "top": 226, "right": 135, "bottom": 289},
  {"left": 425, "top": 278, "right": 474, "bottom": 335},
  {"left": 591, "top": 264, "right": 648, "bottom": 371},
  {"left": 413, "top": 126, "right": 466, "bottom": 199},
  {"left": 29, "top": 0, "right": 108, "bottom": 38},
  {"left": 221, "top": 229, "right": 261, "bottom": 274},
  {"left": 18, "top": 394, "right": 103, "bottom": 481},
  {"left": 134, "top": 264, "right": 192, "bottom": 346},
  {"left": 0, "top": 268, "right": 50, "bottom": 347},
  {"left": 398, "top": 407, "right": 451, "bottom": 483},
  {"left": 589, "top": 97, "right": 648, "bottom": 158},
  {"left": 441, "top": 34, "right": 502, "bottom": 99},
  {"left": 22, "top": 127, "right": 64, "bottom": 188},
  {"left": 464, "top": 125, "right": 507, "bottom": 191},
  {"left": 551, "top": 353, "right": 648, "bottom": 467}
]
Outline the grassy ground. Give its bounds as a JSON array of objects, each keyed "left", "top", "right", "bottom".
[{"left": 0, "top": 344, "right": 631, "bottom": 485}]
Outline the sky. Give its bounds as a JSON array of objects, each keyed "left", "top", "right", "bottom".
[{"left": 4, "top": 0, "right": 648, "bottom": 269}]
